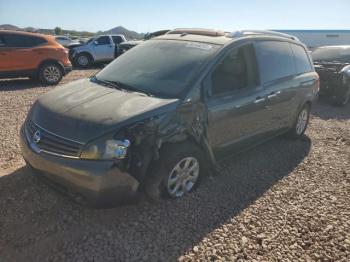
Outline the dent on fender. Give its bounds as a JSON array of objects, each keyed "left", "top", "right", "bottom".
[{"left": 121, "top": 101, "right": 216, "bottom": 185}]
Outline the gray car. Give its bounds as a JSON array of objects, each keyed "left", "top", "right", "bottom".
[
  {"left": 21, "top": 29, "right": 319, "bottom": 206},
  {"left": 70, "top": 34, "right": 127, "bottom": 67}
]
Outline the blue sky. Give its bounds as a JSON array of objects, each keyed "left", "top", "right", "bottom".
[{"left": 1, "top": 0, "right": 349, "bottom": 33}]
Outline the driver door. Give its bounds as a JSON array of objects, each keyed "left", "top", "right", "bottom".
[{"left": 93, "top": 36, "right": 115, "bottom": 61}]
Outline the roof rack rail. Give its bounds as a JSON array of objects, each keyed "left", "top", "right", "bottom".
[
  {"left": 229, "top": 30, "right": 299, "bottom": 41},
  {"left": 167, "top": 28, "right": 226, "bottom": 37}
]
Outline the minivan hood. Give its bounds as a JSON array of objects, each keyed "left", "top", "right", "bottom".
[{"left": 30, "top": 79, "right": 179, "bottom": 143}]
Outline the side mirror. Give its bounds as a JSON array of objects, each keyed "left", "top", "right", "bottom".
[{"left": 94, "top": 40, "right": 98, "bottom": 45}]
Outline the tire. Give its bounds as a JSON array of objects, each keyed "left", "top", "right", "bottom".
[
  {"left": 144, "top": 142, "right": 207, "bottom": 201},
  {"left": 333, "top": 84, "right": 350, "bottom": 106},
  {"left": 39, "top": 63, "right": 63, "bottom": 85},
  {"left": 75, "top": 53, "right": 92, "bottom": 68},
  {"left": 286, "top": 104, "right": 311, "bottom": 139}
]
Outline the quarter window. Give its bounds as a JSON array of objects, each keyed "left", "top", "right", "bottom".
[
  {"left": 290, "top": 44, "right": 313, "bottom": 74},
  {"left": 4, "top": 34, "right": 47, "bottom": 48},
  {"left": 95, "top": 36, "right": 110, "bottom": 45},
  {"left": 210, "top": 44, "right": 259, "bottom": 96},
  {"left": 256, "top": 41, "right": 295, "bottom": 83},
  {"left": 0, "top": 35, "right": 5, "bottom": 47}
]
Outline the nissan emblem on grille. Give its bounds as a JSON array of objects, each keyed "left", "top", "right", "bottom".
[{"left": 33, "top": 130, "right": 41, "bottom": 143}]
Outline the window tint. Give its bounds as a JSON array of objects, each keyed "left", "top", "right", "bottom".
[
  {"left": 211, "top": 44, "right": 259, "bottom": 95},
  {"left": 256, "top": 41, "right": 295, "bottom": 83},
  {"left": 291, "top": 44, "right": 313, "bottom": 74},
  {"left": 112, "top": 36, "right": 123, "bottom": 44},
  {"left": 96, "top": 36, "right": 110, "bottom": 45},
  {"left": 4, "top": 34, "right": 47, "bottom": 48},
  {"left": 0, "top": 35, "right": 5, "bottom": 47}
]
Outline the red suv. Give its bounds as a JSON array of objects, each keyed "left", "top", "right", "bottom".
[{"left": 0, "top": 30, "right": 72, "bottom": 85}]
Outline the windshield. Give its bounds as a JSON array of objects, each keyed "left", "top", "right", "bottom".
[
  {"left": 95, "top": 39, "right": 220, "bottom": 98},
  {"left": 311, "top": 47, "right": 350, "bottom": 63}
]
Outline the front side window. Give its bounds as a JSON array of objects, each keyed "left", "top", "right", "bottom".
[
  {"left": 256, "top": 41, "right": 295, "bottom": 83},
  {"left": 210, "top": 44, "right": 259, "bottom": 96},
  {"left": 95, "top": 36, "right": 110, "bottom": 45},
  {"left": 96, "top": 39, "right": 220, "bottom": 98},
  {"left": 4, "top": 34, "right": 46, "bottom": 48},
  {"left": 290, "top": 44, "right": 313, "bottom": 74}
]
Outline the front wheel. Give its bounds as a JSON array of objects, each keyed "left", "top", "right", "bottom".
[
  {"left": 144, "top": 143, "right": 206, "bottom": 201},
  {"left": 287, "top": 104, "right": 311, "bottom": 139},
  {"left": 75, "top": 53, "right": 92, "bottom": 68},
  {"left": 39, "top": 63, "right": 63, "bottom": 85}
]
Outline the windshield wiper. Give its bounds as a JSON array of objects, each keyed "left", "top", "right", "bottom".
[
  {"left": 92, "top": 76, "right": 159, "bottom": 97},
  {"left": 91, "top": 76, "right": 124, "bottom": 90},
  {"left": 107, "top": 80, "right": 153, "bottom": 97}
]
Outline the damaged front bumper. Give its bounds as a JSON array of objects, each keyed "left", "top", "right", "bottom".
[{"left": 20, "top": 127, "right": 139, "bottom": 207}]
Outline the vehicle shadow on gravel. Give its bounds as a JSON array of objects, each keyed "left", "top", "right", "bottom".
[
  {"left": 312, "top": 99, "right": 350, "bottom": 120},
  {"left": 0, "top": 136, "right": 311, "bottom": 261},
  {"left": 0, "top": 78, "right": 40, "bottom": 91}
]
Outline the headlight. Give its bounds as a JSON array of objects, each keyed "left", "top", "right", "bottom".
[{"left": 81, "top": 138, "right": 130, "bottom": 160}]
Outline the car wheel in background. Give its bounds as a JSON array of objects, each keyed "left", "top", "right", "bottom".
[
  {"left": 144, "top": 142, "right": 207, "bottom": 201},
  {"left": 39, "top": 63, "right": 63, "bottom": 85},
  {"left": 333, "top": 84, "right": 350, "bottom": 106},
  {"left": 287, "top": 103, "right": 311, "bottom": 139},
  {"left": 75, "top": 53, "right": 92, "bottom": 68}
]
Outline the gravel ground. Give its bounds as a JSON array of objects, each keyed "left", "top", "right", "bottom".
[{"left": 0, "top": 72, "right": 349, "bottom": 261}]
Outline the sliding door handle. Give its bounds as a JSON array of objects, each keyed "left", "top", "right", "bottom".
[
  {"left": 267, "top": 91, "right": 281, "bottom": 99},
  {"left": 254, "top": 96, "right": 266, "bottom": 104}
]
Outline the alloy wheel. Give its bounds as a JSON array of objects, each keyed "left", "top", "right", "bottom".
[
  {"left": 296, "top": 108, "right": 308, "bottom": 135},
  {"left": 77, "top": 55, "right": 88, "bottom": 66},
  {"left": 43, "top": 66, "right": 61, "bottom": 83},
  {"left": 167, "top": 157, "right": 200, "bottom": 198}
]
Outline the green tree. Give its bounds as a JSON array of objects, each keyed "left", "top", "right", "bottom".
[{"left": 54, "top": 27, "right": 62, "bottom": 35}]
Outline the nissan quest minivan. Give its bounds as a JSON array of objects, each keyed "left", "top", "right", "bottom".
[{"left": 21, "top": 29, "right": 319, "bottom": 206}]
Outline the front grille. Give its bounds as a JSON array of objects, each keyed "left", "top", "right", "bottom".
[{"left": 25, "top": 119, "right": 83, "bottom": 157}]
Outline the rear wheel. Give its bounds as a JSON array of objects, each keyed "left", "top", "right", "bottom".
[
  {"left": 39, "top": 63, "right": 63, "bottom": 85},
  {"left": 287, "top": 104, "right": 311, "bottom": 139},
  {"left": 75, "top": 53, "right": 92, "bottom": 68},
  {"left": 144, "top": 142, "right": 206, "bottom": 201},
  {"left": 333, "top": 84, "right": 350, "bottom": 106}
]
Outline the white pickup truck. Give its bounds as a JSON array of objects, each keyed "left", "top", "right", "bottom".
[{"left": 69, "top": 34, "right": 127, "bottom": 67}]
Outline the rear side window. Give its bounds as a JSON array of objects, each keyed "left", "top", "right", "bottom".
[
  {"left": 95, "top": 36, "right": 110, "bottom": 45},
  {"left": 256, "top": 41, "right": 295, "bottom": 83},
  {"left": 112, "top": 36, "right": 123, "bottom": 44},
  {"left": 4, "top": 34, "right": 47, "bottom": 48},
  {"left": 56, "top": 36, "right": 68, "bottom": 41},
  {"left": 290, "top": 44, "right": 313, "bottom": 74},
  {"left": 0, "top": 35, "right": 5, "bottom": 47}
]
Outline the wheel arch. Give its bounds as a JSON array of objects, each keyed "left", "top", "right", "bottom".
[{"left": 156, "top": 133, "right": 216, "bottom": 171}]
